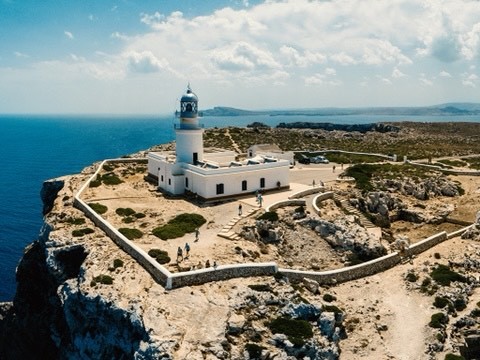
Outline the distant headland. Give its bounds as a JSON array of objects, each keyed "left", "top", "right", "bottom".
[{"left": 202, "top": 103, "right": 480, "bottom": 117}]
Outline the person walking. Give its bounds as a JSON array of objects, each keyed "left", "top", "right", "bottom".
[
  {"left": 195, "top": 228, "right": 199, "bottom": 242},
  {"left": 176, "top": 246, "right": 183, "bottom": 262},
  {"left": 184, "top": 242, "right": 190, "bottom": 258},
  {"left": 332, "top": 165, "right": 336, "bottom": 173},
  {"left": 238, "top": 203, "right": 243, "bottom": 216}
]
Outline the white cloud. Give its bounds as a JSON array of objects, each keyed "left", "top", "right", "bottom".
[
  {"left": 419, "top": 73, "right": 433, "bottom": 86},
  {"left": 111, "top": 32, "right": 129, "bottom": 41},
  {"left": 5, "top": 0, "right": 480, "bottom": 113},
  {"left": 14, "top": 51, "right": 29, "bottom": 58},
  {"left": 211, "top": 42, "right": 280, "bottom": 72},
  {"left": 126, "top": 51, "right": 168, "bottom": 73},
  {"left": 392, "top": 67, "right": 406, "bottom": 78},
  {"left": 325, "top": 67, "right": 336, "bottom": 76}
]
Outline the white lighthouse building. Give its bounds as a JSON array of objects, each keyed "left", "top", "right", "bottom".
[{"left": 147, "top": 86, "right": 290, "bottom": 200}]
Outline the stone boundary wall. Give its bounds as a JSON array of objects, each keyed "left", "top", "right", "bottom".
[
  {"left": 169, "top": 262, "right": 278, "bottom": 288},
  {"left": 408, "top": 161, "right": 480, "bottom": 176},
  {"left": 74, "top": 197, "right": 171, "bottom": 286},
  {"left": 306, "top": 150, "right": 394, "bottom": 161},
  {"left": 266, "top": 199, "right": 306, "bottom": 212},
  {"left": 279, "top": 252, "right": 401, "bottom": 285},
  {"left": 405, "top": 232, "right": 447, "bottom": 257},
  {"left": 446, "top": 218, "right": 474, "bottom": 227},
  {"left": 74, "top": 159, "right": 475, "bottom": 290},
  {"left": 288, "top": 186, "right": 326, "bottom": 199},
  {"left": 447, "top": 225, "right": 474, "bottom": 239},
  {"left": 312, "top": 192, "right": 334, "bottom": 214}
]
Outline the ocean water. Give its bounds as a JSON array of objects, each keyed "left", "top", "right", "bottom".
[{"left": 1, "top": 113, "right": 480, "bottom": 302}]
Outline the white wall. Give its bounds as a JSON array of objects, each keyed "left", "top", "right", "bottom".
[
  {"left": 203, "top": 150, "right": 237, "bottom": 166},
  {"left": 175, "top": 129, "right": 203, "bottom": 164},
  {"left": 185, "top": 164, "right": 289, "bottom": 199}
]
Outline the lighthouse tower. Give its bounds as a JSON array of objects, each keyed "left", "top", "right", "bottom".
[{"left": 175, "top": 85, "right": 203, "bottom": 164}]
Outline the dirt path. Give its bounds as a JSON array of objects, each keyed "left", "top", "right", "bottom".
[
  {"left": 334, "top": 261, "right": 431, "bottom": 360},
  {"left": 224, "top": 128, "right": 242, "bottom": 154}
]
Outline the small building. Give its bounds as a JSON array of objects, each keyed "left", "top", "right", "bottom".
[{"left": 147, "top": 86, "right": 290, "bottom": 200}]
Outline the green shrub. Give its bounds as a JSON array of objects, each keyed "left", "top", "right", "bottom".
[
  {"left": 406, "top": 272, "right": 418, "bottom": 282},
  {"left": 445, "top": 354, "right": 465, "bottom": 360},
  {"left": 152, "top": 224, "right": 185, "bottom": 240},
  {"left": 268, "top": 316, "right": 313, "bottom": 347},
  {"left": 323, "top": 294, "right": 337, "bottom": 303},
  {"left": 152, "top": 213, "right": 206, "bottom": 240},
  {"left": 434, "top": 252, "right": 441, "bottom": 259},
  {"left": 433, "top": 297, "right": 449, "bottom": 309},
  {"left": 72, "top": 228, "right": 95, "bottom": 237},
  {"left": 134, "top": 212, "right": 146, "bottom": 218},
  {"left": 294, "top": 206, "right": 305, "bottom": 213},
  {"left": 116, "top": 207, "right": 136, "bottom": 216},
  {"left": 64, "top": 217, "right": 86, "bottom": 225},
  {"left": 431, "top": 264, "right": 467, "bottom": 286},
  {"left": 245, "top": 343, "right": 265, "bottom": 359},
  {"left": 454, "top": 298, "right": 466, "bottom": 311},
  {"left": 118, "top": 228, "right": 143, "bottom": 240},
  {"left": 89, "top": 178, "right": 102, "bottom": 188},
  {"left": 148, "top": 248, "right": 170, "bottom": 264},
  {"left": 103, "top": 164, "right": 115, "bottom": 172},
  {"left": 101, "top": 173, "right": 123, "bottom": 185},
  {"left": 257, "top": 211, "right": 279, "bottom": 222},
  {"left": 88, "top": 202, "right": 108, "bottom": 214},
  {"left": 429, "top": 312, "right": 448, "bottom": 328},
  {"left": 94, "top": 274, "right": 113, "bottom": 285},
  {"left": 113, "top": 259, "right": 124, "bottom": 268},
  {"left": 123, "top": 216, "right": 135, "bottom": 224},
  {"left": 248, "top": 284, "right": 273, "bottom": 293},
  {"left": 470, "top": 308, "right": 480, "bottom": 317}
]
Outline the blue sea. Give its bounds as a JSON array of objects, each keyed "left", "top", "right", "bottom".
[{"left": 1, "top": 113, "right": 480, "bottom": 302}]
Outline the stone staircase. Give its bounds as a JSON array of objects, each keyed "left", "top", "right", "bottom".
[
  {"left": 333, "top": 194, "right": 376, "bottom": 229},
  {"left": 217, "top": 207, "right": 260, "bottom": 240}
]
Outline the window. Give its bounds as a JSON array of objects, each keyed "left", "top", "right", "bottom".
[
  {"left": 160, "top": 175, "right": 164, "bottom": 182},
  {"left": 186, "top": 103, "right": 193, "bottom": 112},
  {"left": 242, "top": 180, "right": 247, "bottom": 191},
  {"left": 216, "top": 183, "right": 224, "bottom": 195},
  {"left": 260, "top": 177, "right": 265, "bottom": 188},
  {"left": 193, "top": 152, "right": 198, "bottom": 164},
  {"left": 185, "top": 178, "right": 189, "bottom": 188},
  {"left": 168, "top": 179, "right": 171, "bottom": 185}
]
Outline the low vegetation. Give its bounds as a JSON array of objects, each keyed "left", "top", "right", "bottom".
[
  {"left": 152, "top": 213, "right": 206, "bottom": 240},
  {"left": 64, "top": 217, "right": 86, "bottom": 225},
  {"left": 257, "top": 211, "right": 279, "bottom": 222},
  {"left": 148, "top": 249, "right": 171, "bottom": 264},
  {"left": 91, "top": 274, "right": 113, "bottom": 286},
  {"left": 430, "top": 264, "right": 467, "bottom": 286},
  {"left": 345, "top": 163, "right": 434, "bottom": 191},
  {"left": 89, "top": 172, "right": 123, "bottom": 187},
  {"left": 429, "top": 312, "right": 448, "bottom": 328},
  {"left": 245, "top": 343, "right": 265, "bottom": 359},
  {"left": 268, "top": 316, "right": 313, "bottom": 347},
  {"left": 248, "top": 284, "right": 274, "bottom": 293},
  {"left": 118, "top": 228, "right": 143, "bottom": 240},
  {"left": 72, "top": 228, "right": 95, "bottom": 237},
  {"left": 88, "top": 202, "right": 108, "bottom": 214}
]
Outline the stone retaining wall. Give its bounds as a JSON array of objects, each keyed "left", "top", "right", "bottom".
[
  {"left": 409, "top": 161, "right": 480, "bottom": 176},
  {"left": 288, "top": 187, "right": 326, "bottom": 199},
  {"left": 405, "top": 232, "right": 447, "bottom": 257},
  {"left": 266, "top": 199, "right": 306, "bottom": 212},
  {"left": 312, "top": 192, "right": 334, "bottom": 214},
  {"left": 311, "top": 150, "right": 394, "bottom": 161},
  {"left": 169, "top": 262, "right": 278, "bottom": 288},
  {"left": 279, "top": 252, "right": 401, "bottom": 285}
]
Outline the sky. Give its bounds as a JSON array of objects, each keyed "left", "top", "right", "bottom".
[{"left": 1, "top": 0, "right": 480, "bottom": 114}]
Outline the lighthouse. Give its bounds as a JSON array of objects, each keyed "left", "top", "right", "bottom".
[{"left": 175, "top": 85, "right": 203, "bottom": 164}]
